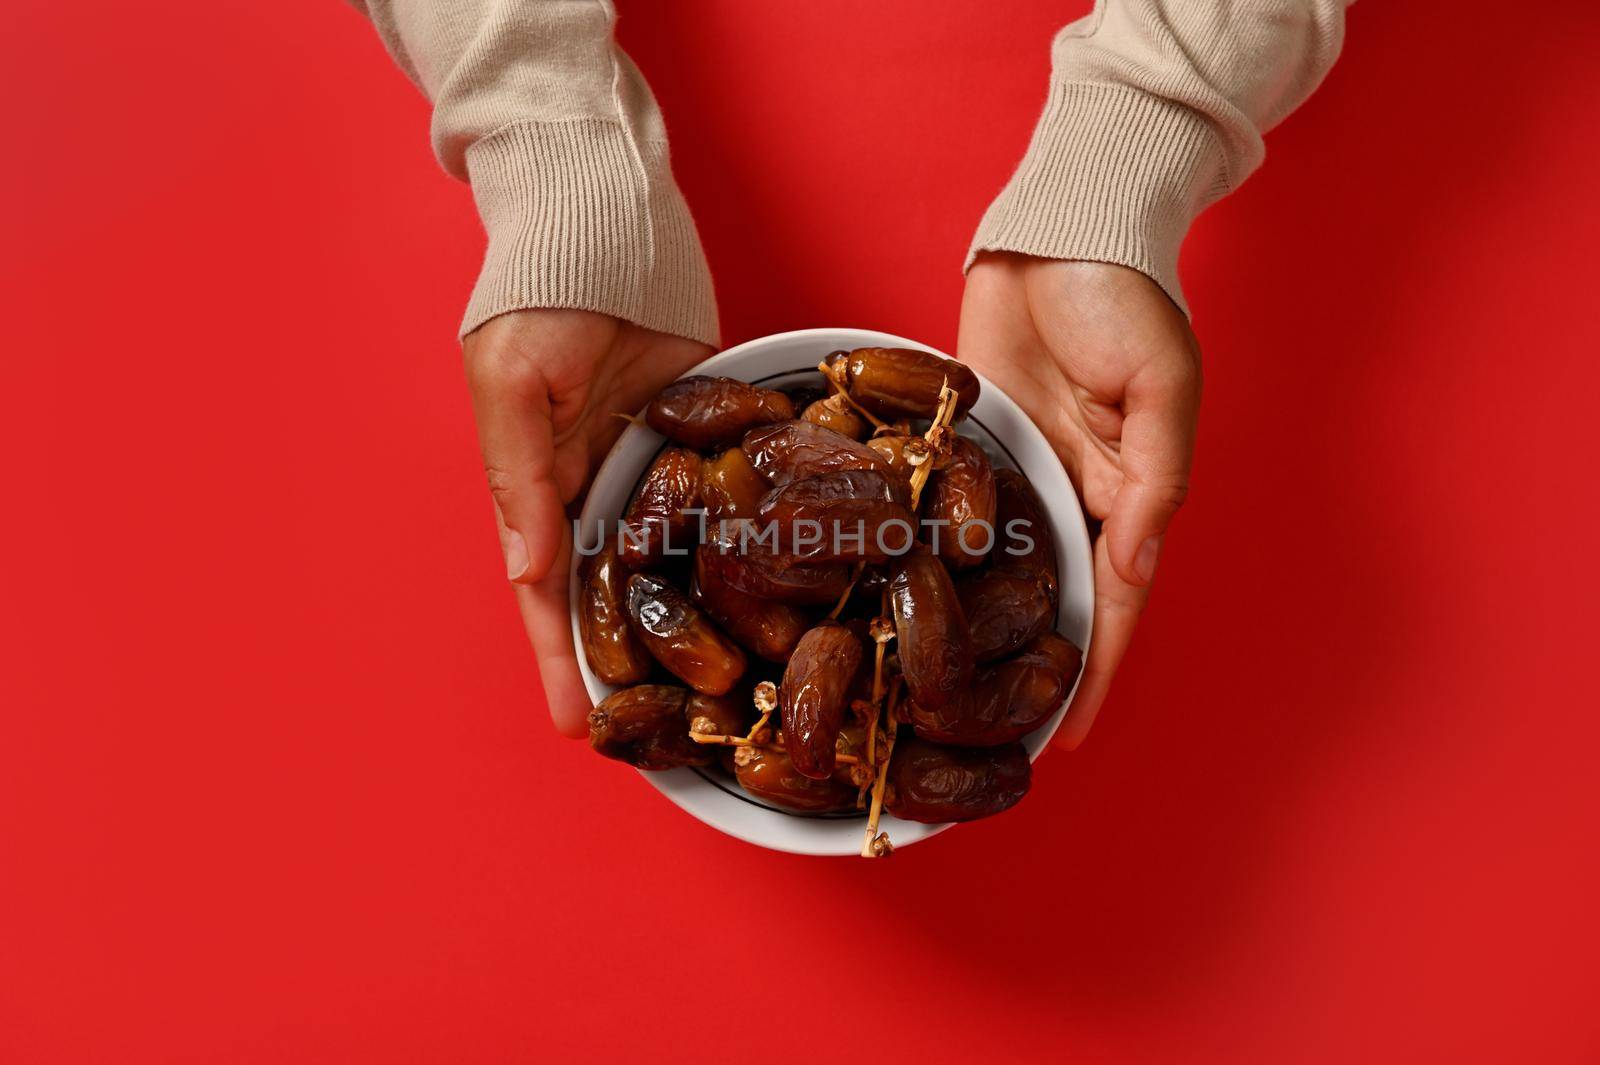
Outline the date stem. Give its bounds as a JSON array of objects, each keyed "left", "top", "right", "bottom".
[
  {"left": 816, "top": 359, "right": 890, "bottom": 431},
  {"left": 906, "top": 379, "right": 960, "bottom": 511},
  {"left": 861, "top": 678, "right": 902, "bottom": 857},
  {"left": 826, "top": 561, "right": 866, "bottom": 621}
]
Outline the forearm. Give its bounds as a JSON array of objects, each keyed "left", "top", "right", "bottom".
[
  {"left": 969, "top": 0, "right": 1351, "bottom": 314},
  {"left": 352, "top": 0, "right": 718, "bottom": 344}
]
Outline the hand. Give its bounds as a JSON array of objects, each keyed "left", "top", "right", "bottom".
[
  {"left": 463, "top": 309, "right": 713, "bottom": 736},
  {"left": 958, "top": 255, "right": 1201, "bottom": 749}
]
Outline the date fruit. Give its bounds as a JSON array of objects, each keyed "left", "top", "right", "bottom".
[
  {"left": 801, "top": 395, "right": 868, "bottom": 440},
  {"left": 588, "top": 685, "right": 714, "bottom": 770},
  {"left": 692, "top": 544, "right": 809, "bottom": 661},
  {"left": 618, "top": 447, "right": 703, "bottom": 569},
  {"left": 578, "top": 543, "right": 654, "bottom": 684},
  {"left": 884, "top": 738, "right": 1031, "bottom": 822},
  {"left": 889, "top": 552, "right": 974, "bottom": 711},
  {"left": 742, "top": 420, "right": 910, "bottom": 504},
  {"left": 700, "top": 519, "right": 853, "bottom": 605},
  {"left": 700, "top": 446, "right": 770, "bottom": 523},
  {"left": 735, "top": 745, "right": 859, "bottom": 813},
  {"left": 993, "top": 469, "right": 1057, "bottom": 605},
  {"left": 957, "top": 565, "right": 1054, "bottom": 664},
  {"left": 779, "top": 622, "right": 865, "bottom": 779},
  {"left": 645, "top": 375, "right": 794, "bottom": 450},
  {"left": 824, "top": 347, "right": 980, "bottom": 421},
  {"left": 757, "top": 469, "right": 915, "bottom": 564},
  {"left": 905, "top": 632, "right": 1079, "bottom": 745},
  {"left": 924, "top": 436, "right": 996, "bottom": 569},
  {"left": 625, "top": 573, "right": 748, "bottom": 696}
]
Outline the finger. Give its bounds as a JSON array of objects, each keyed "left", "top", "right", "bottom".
[
  {"left": 464, "top": 341, "right": 568, "bottom": 585},
  {"left": 1055, "top": 534, "right": 1149, "bottom": 751},
  {"left": 511, "top": 529, "right": 591, "bottom": 739},
  {"left": 1104, "top": 353, "right": 1200, "bottom": 588}
]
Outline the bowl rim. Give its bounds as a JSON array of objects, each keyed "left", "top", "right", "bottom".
[{"left": 570, "top": 327, "right": 1094, "bottom": 856}]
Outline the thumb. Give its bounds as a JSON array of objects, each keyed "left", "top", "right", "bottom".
[
  {"left": 1104, "top": 355, "right": 1200, "bottom": 588},
  {"left": 464, "top": 344, "right": 572, "bottom": 586}
]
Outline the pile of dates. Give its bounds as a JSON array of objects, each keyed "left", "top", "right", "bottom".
[{"left": 581, "top": 347, "right": 1081, "bottom": 849}]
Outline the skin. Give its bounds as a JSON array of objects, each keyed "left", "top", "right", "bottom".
[
  {"left": 958, "top": 254, "right": 1201, "bottom": 750},
  {"left": 463, "top": 309, "right": 712, "bottom": 737}
]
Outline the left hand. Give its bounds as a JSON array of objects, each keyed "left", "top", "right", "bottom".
[{"left": 958, "top": 253, "right": 1202, "bottom": 748}]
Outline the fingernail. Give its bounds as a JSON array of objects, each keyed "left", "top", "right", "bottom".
[
  {"left": 502, "top": 528, "right": 530, "bottom": 581},
  {"left": 1134, "top": 536, "right": 1162, "bottom": 583}
]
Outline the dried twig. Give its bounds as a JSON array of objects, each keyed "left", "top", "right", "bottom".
[{"left": 816, "top": 358, "right": 888, "bottom": 431}]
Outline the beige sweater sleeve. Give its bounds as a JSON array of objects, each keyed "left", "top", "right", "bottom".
[
  {"left": 353, "top": 0, "right": 719, "bottom": 344},
  {"left": 969, "top": 0, "right": 1350, "bottom": 315}
]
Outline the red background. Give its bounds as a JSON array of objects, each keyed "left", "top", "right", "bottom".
[{"left": 5, "top": 2, "right": 1599, "bottom": 1061}]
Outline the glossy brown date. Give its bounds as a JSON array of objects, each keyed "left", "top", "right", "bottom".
[
  {"left": 685, "top": 690, "right": 750, "bottom": 737},
  {"left": 905, "top": 632, "right": 1078, "bottom": 745},
  {"left": 884, "top": 738, "right": 1031, "bottom": 822},
  {"left": 824, "top": 347, "right": 981, "bottom": 421},
  {"left": 756, "top": 470, "right": 915, "bottom": 564},
  {"left": 624, "top": 573, "right": 748, "bottom": 696},
  {"left": 957, "top": 565, "right": 1054, "bottom": 664},
  {"left": 700, "top": 519, "right": 853, "bottom": 605},
  {"left": 864, "top": 432, "right": 920, "bottom": 481},
  {"left": 587, "top": 685, "right": 713, "bottom": 770},
  {"left": 691, "top": 544, "right": 809, "bottom": 662},
  {"left": 923, "top": 436, "right": 996, "bottom": 569},
  {"left": 699, "top": 447, "right": 770, "bottom": 523},
  {"left": 617, "top": 447, "right": 703, "bottom": 569},
  {"left": 779, "top": 622, "right": 865, "bottom": 779},
  {"left": 644, "top": 375, "right": 794, "bottom": 450},
  {"left": 742, "top": 420, "right": 910, "bottom": 505},
  {"left": 734, "top": 745, "right": 860, "bottom": 813},
  {"left": 801, "top": 396, "right": 868, "bottom": 440},
  {"left": 577, "top": 543, "right": 654, "bottom": 684},
  {"left": 993, "top": 469, "right": 1058, "bottom": 605},
  {"left": 889, "top": 552, "right": 973, "bottom": 711}
]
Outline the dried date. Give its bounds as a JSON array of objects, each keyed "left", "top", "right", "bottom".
[
  {"left": 645, "top": 375, "right": 794, "bottom": 450},
  {"left": 779, "top": 622, "right": 865, "bottom": 779},
  {"left": 888, "top": 552, "right": 974, "bottom": 711},
  {"left": 884, "top": 738, "right": 1031, "bottom": 822},
  {"left": 624, "top": 573, "right": 748, "bottom": 696}
]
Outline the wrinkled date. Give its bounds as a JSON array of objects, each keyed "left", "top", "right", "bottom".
[
  {"left": 700, "top": 519, "right": 853, "bottom": 605},
  {"left": 588, "top": 685, "right": 714, "bottom": 770},
  {"left": 889, "top": 552, "right": 974, "bottom": 711},
  {"left": 825, "top": 347, "right": 981, "bottom": 421},
  {"left": 924, "top": 436, "right": 997, "bottom": 569},
  {"left": 884, "top": 738, "right": 1031, "bottom": 822},
  {"left": 958, "top": 565, "right": 1055, "bottom": 664},
  {"left": 993, "top": 469, "right": 1058, "bottom": 605},
  {"left": 699, "top": 447, "right": 770, "bottom": 523},
  {"left": 692, "top": 544, "right": 810, "bottom": 662},
  {"left": 645, "top": 375, "right": 794, "bottom": 450},
  {"left": 742, "top": 420, "right": 911, "bottom": 505},
  {"left": 779, "top": 622, "right": 865, "bottom": 779},
  {"left": 801, "top": 396, "right": 867, "bottom": 440},
  {"left": 905, "top": 631, "right": 1080, "bottom": 746},
  {"left": 757, "top": 470, "right": 915, "bottom": 564},
  {"left": 618, "top": 447, "right": 703, "bottom": 569},
  {"left": 625, "top": 573, "right": 748, "bottom": 696},
  {"left": 578, "top": 543, "right": 654, "bottom": 685},
  {"left": 732, "top": 745, "right": 860, "bottom": 813}
]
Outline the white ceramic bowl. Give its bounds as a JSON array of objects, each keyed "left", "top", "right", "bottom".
[{"left": 572, "top": 328, "right": 1093, "bottom": 856}]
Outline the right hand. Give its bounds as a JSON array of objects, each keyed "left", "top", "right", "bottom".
[{"left": 463, "top": 309, "right": 713, "bottom": 736}]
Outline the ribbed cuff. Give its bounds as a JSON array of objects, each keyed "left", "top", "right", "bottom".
[
  {"left": 462, "top": 119, "right": 719, "bottom": 346},
  {"left": 966, "top": 82, "right": 1228, "bottom": 317}
]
